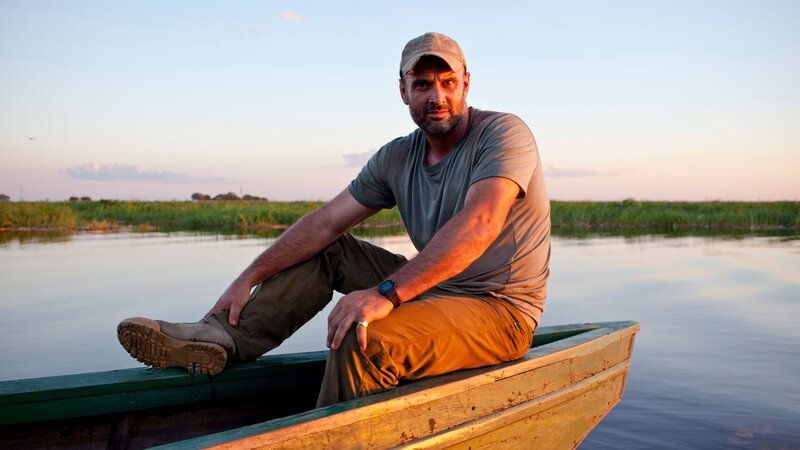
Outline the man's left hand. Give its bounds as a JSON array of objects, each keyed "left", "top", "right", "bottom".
[{"left": 327, "top": 289, "right": 394, "bottom": 352}]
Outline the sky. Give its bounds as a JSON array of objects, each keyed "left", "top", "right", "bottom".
[{"left": 1, "top": 1, "right": 798, "bottom": 201}]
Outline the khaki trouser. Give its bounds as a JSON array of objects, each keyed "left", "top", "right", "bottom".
[{"left": 211, "top": 233, "right": 533, "bottom": 407}]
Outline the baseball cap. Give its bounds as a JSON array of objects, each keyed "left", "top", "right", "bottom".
[{"left": 400, "top": 32, "right": 466, "bottom": 75}]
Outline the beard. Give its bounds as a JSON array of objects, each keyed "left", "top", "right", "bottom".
[{"left": 409, "top": 102, "right": 468, "bottom": 137}]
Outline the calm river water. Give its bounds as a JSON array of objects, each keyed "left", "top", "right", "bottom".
[{"left": 1, "top": 232, "right": 798, "bottom": 448}]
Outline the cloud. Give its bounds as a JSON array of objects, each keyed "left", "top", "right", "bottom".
[
  {"left": 281, "top": 11, "right": 305, "bottom": 23},
  {"left": 342, "top": 150, "right": 376, "bottom": 168},
  {"left": 545, "top": 165, "right": 627, "bottom": 178},
  {"left": 63, "top": 163, "right": 230, "bottom": 184}
]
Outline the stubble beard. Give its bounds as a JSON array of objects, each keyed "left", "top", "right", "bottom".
[{"left": 410, "top": 103, "right": 468, "bottom": 137}]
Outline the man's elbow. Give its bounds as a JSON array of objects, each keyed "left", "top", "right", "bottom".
[
  {"left": 462, "top": 178, "right": 519, "bottom": 246},
  {"left": 470, "top": 214, "right": 506, "bottom": 248}
]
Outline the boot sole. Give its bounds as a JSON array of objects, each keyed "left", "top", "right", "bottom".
[{"left": 117, "top": 317, "right": 227, "bottom": 375}]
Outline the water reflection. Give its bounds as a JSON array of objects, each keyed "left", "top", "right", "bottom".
[
  {"left": 552, "top": 226, "right": 800, "bottom": 242},
  {"left": 3, "top": 226, "right": 798, "bottom": 247},
  {"left": 0, "top": 225, "right": 410, "bottom": 247},
  {"left": 0, "top": 230, "right": 75, "bottom": 245},
  {"left": 0, "top": 232, "right": 798, "bottom": 448}
]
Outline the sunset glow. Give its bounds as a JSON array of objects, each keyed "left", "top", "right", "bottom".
[{"left": 1, "top": 1, "right": 797, "bottom": 201}]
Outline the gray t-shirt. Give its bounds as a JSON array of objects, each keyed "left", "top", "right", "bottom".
[{"left": 349, "top": 107, "right": 550, "bottom": 328}]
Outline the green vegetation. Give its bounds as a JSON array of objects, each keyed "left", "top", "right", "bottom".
[
  {"left": 0, "top": 202, "right": 77, "bottom": 230},
  {"left": 550, "top": 200, "right": 799, "bottom": 231},
  {"left": 0, "top": 200, "right": 403, "bottom": 234},
  {"left": 1, "top": 200, "right": 798, "bottom": 235}
]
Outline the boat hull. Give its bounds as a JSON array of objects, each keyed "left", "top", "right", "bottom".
[
  {"left": 181, "top": 321, "right": 638, "bottom": 450},
  {"left": 0, "top": 321, "right": 639, "bottom": 449}
]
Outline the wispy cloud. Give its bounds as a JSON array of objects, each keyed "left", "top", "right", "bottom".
[
  {"left": 342, "top": 150, "right": 376, "bottom": 168},
  {"left": 546, "top": 165, "right": 627, "bottom": 178},
  {"left": 63, "top": 163, "right": 230, "bottom": 184},
  {"left": 281, "top": 11, "right": 305, "bottom": 23}
]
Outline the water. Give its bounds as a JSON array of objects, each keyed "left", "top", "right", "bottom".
[{"left": 1, "top": 232, "right": 798, "bottom": 448}]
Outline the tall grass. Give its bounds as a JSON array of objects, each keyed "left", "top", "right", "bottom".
[
  {"left": 68, "top": 200, "right": 329, "bottom": 232},
  {"left": 1, "top": 200, "right": 797, "bottom": 233},
  {"left": 550, "top": 200, "right": 800, "bottom": 231},
  {"left": 0, "top": 200, "right": 403, "bottom": 234},
  {"left": 0, "top": 202, "right": 77, "bottom": 230}
]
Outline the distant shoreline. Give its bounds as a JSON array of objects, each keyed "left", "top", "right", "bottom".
[{"left": 1, "top": 200, "right": 798, "bottom": 233}]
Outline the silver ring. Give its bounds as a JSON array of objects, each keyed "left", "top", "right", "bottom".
[{"left": 357, "top": 321, "right": 368, "bottom": 328}]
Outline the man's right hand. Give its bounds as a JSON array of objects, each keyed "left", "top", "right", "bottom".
[{"left": 206, "top": 279, "right": 252, "bottom": 327}]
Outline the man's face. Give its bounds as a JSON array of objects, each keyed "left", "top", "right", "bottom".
[{"left": 400, "top": 57, "right": 470, "bottom": 137}]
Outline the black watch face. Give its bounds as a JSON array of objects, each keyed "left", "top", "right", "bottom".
[{"left": 379, "top": 280, "right": 394, "bottom": 294}]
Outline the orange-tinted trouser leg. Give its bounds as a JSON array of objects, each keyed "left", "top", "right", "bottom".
[{"left": 316, "top": 289, "right": 533, "bottom": 407}]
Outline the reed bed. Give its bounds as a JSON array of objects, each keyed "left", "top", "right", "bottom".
[
  {"left": 549, "top": 200, "right": 799, "bottom": 231},
  {"left": 0, "top": 202, "right": 76, "bottom": 230},
  {"left": 1, "top": 200, "right": 797, "bottom": 234},
  {"left": 0, "top": 200, "right": 403, "bottom": 234}
]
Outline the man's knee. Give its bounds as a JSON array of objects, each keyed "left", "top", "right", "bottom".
[
  {"left": 333, "top": 327, "right": 362, "bottom": 357},
  {"left": 329, "top": 327, "right": 385, "bottom": 370},
  {"left": 328, "top": 328, "right": 399, "bottom": 392}
]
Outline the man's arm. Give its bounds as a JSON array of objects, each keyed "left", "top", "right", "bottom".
[
  {"left": 327, "top": 176, "right": 521, "bottom": 351},
  {"left": 207, "top": 189, "right": 379, "bottom": 326}
]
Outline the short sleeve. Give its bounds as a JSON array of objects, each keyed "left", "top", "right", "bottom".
[
  {"left": 348, "top": 144, "right": 397, "bottom": 210},
  {"left": 470, "top": 114, "right": 538, "bottom": 197}
]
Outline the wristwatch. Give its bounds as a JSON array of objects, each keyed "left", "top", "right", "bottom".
[{"left": 378, "top": 279, "right": 401, "bottom": 308}]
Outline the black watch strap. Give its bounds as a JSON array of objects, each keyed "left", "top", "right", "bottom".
[{"left": 378, "top": 279, "right": 401, "bottom": 308}]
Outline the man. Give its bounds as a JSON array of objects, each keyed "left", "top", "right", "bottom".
[{"left": 118, "top": 32, "right": 550, "bottom": 407}]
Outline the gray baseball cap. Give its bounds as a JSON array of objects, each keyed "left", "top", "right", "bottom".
[{"left": 400, "top": 32, "right": 466, "bottom": 75}]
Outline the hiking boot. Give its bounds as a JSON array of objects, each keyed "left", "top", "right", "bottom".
[{"left": 117, "top": 316, "right": 236, "bottom": 375}]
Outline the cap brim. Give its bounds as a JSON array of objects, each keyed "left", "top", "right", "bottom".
[{"left": 402, "top": 52, "right": 465, "bottom": 75}]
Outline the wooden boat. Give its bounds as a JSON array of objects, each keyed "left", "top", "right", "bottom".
[{"left": 0, "top": 321, "right": 638, "bottom": 449}]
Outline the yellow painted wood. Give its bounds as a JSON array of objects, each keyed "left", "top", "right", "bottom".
[
  {"left": 206, "top": 325, "right": 638, "bottom": 449},
  {"left": 401, "top": 363, "right": 629, "bottom": 449}
]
